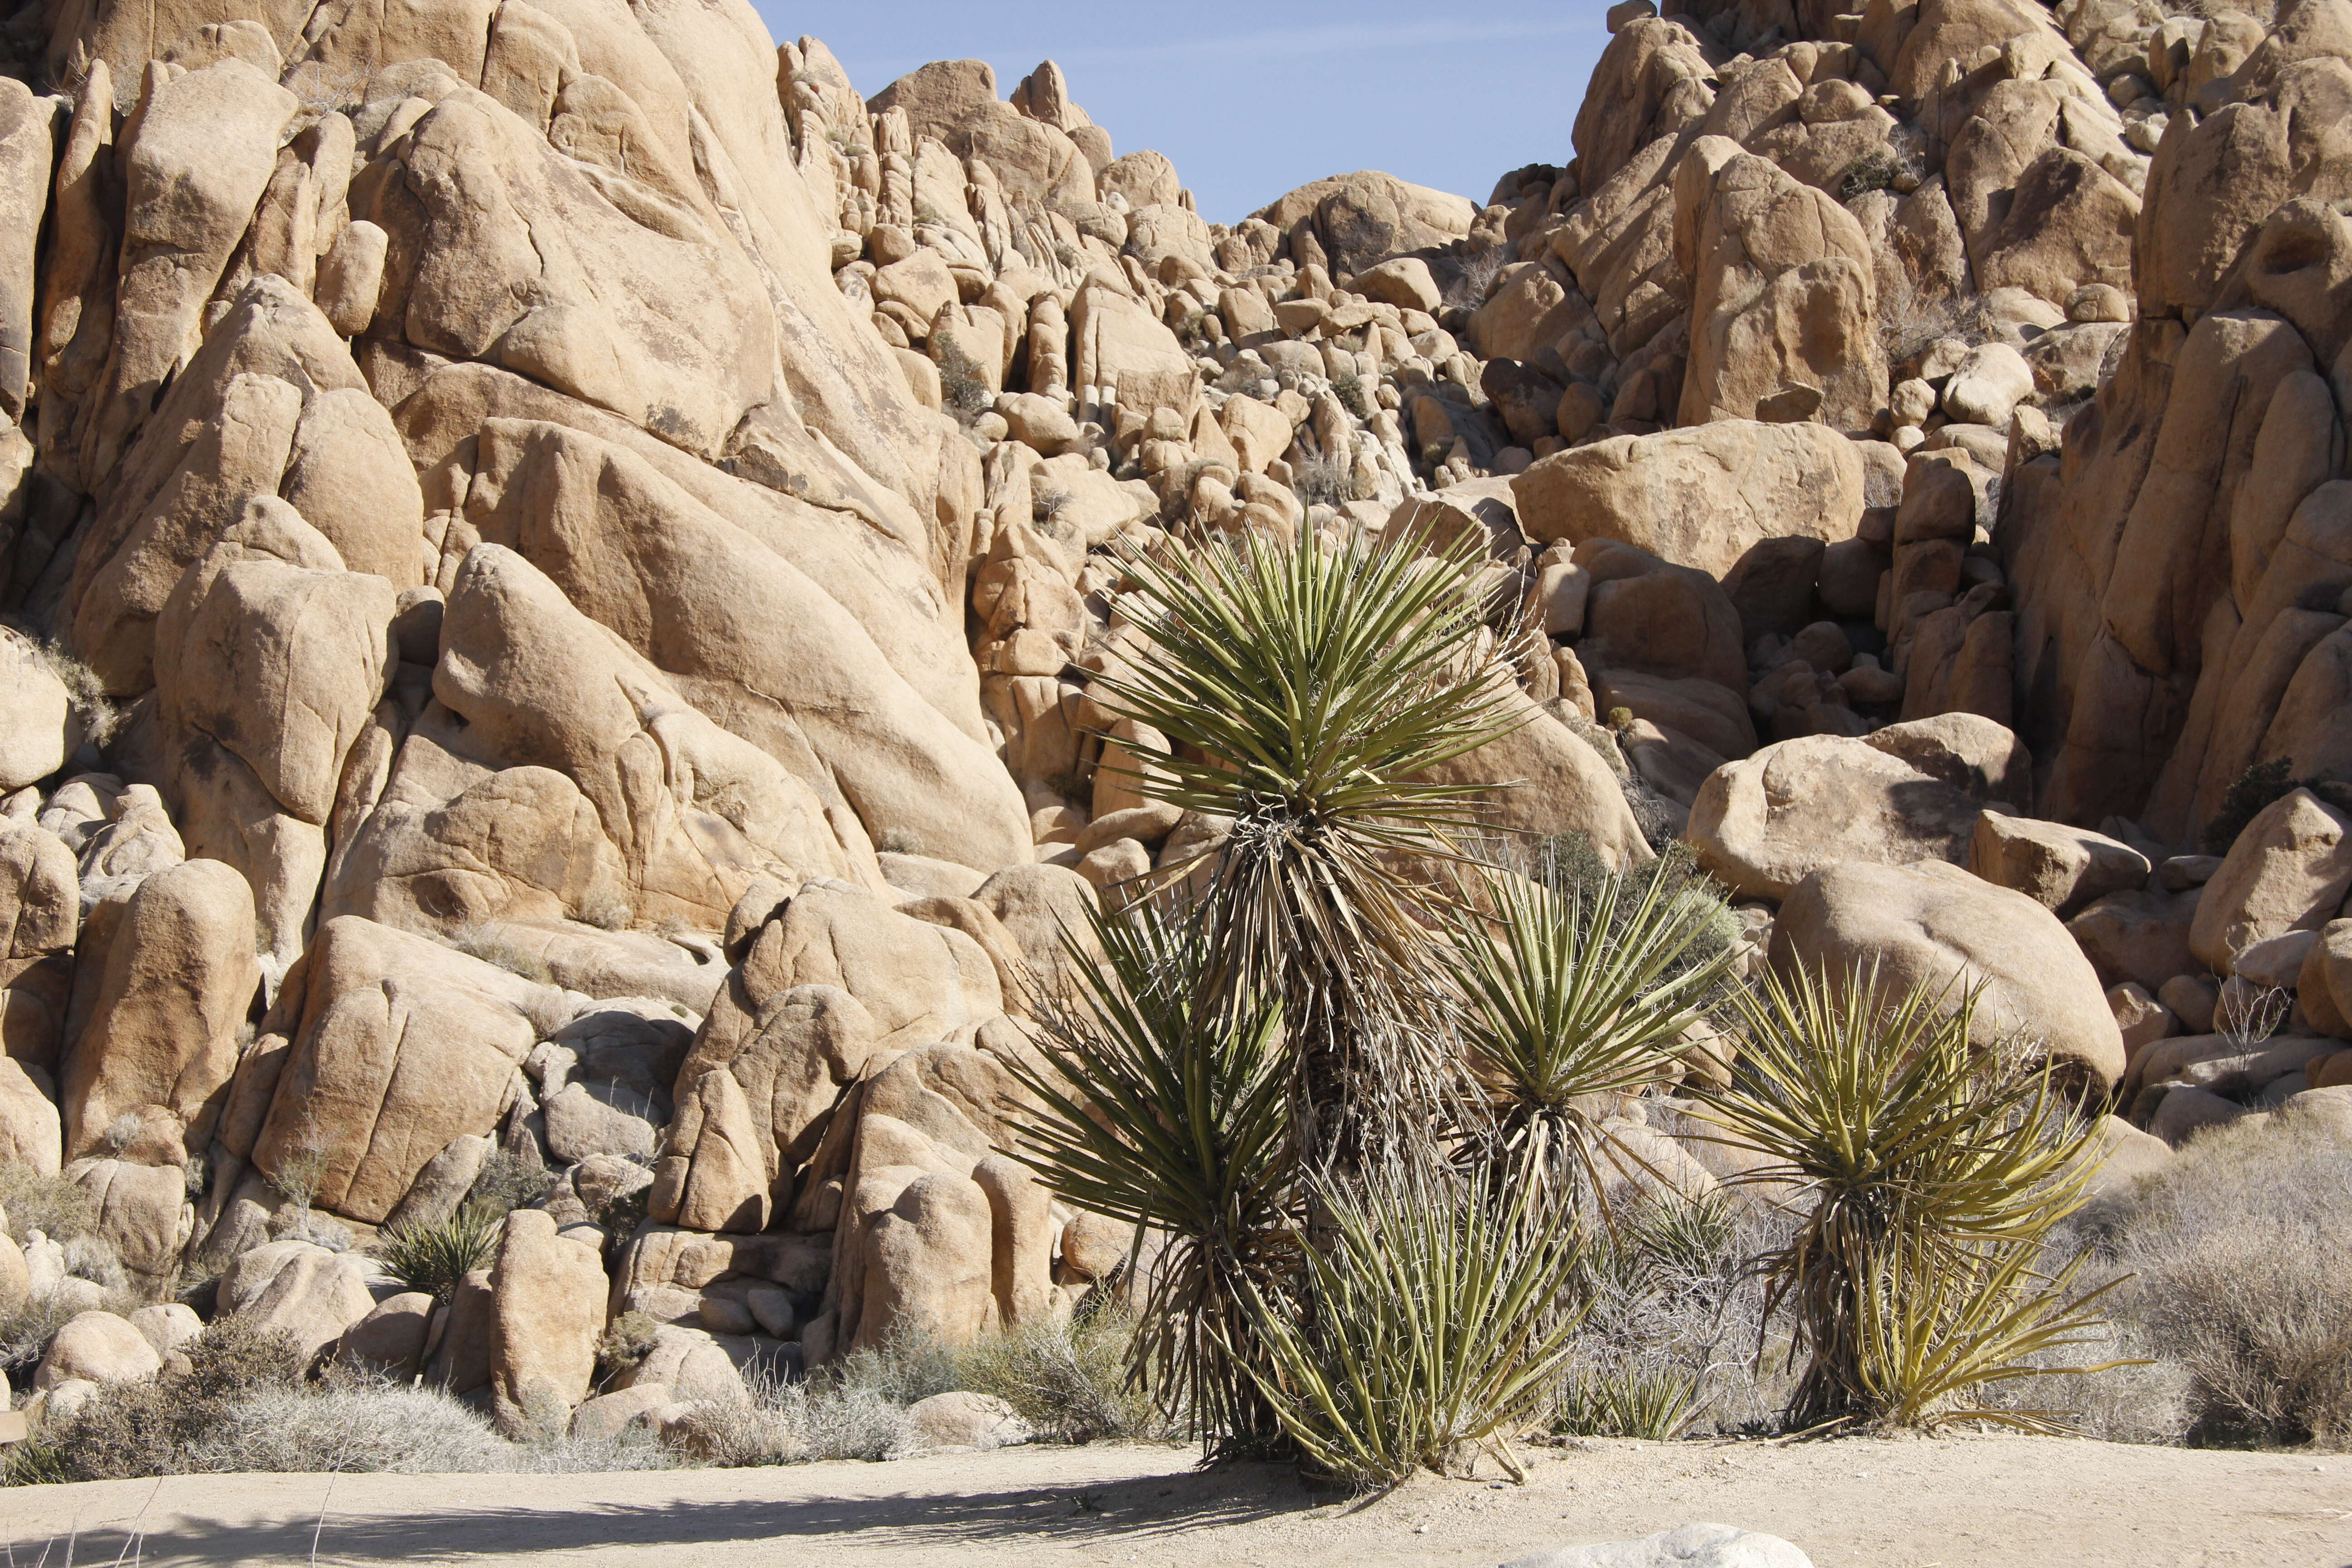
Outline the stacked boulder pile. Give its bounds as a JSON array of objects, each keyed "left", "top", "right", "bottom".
[{"left": 0, "top": 0, "right": 2348, "bottom": 1449}]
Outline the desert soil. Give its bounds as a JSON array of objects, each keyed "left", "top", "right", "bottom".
[{"left": 5, "top": 1434, "right": 2348, "bottom": 1567}]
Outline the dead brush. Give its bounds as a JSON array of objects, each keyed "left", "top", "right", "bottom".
[{"left": 2080, "top": 1109, "right": 2352, "bottom": 1446}]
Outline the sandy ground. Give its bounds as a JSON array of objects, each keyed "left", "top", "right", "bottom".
[{"left": 4, "top": 1435, "right": 2348, "bottom": 1568}]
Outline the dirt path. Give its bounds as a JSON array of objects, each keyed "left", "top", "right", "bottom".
[{"left": 5, "top": 1435, "right": 2348, "bottom": 1568}]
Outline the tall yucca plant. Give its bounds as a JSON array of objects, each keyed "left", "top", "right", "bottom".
[
  {"left": 1090, "top": 523, "right": 1522, "bottom": 1156},
  {"left": 1003, "top": 902, "right": 1298, "bottom": 1453},
  {"left": 1443, "top": 862, "right": 1742, "bottom": 1199},
  {"left": 1233, "top": 1152, "right": 1589, "bottom": 1485},
  {"left": 1694, "top": 962, "right": 2124, "bottom": 1433}
]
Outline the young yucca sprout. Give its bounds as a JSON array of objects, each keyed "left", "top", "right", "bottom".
[{"left": 1693, "top": 961, "right": 2130, "bottom": 1434}]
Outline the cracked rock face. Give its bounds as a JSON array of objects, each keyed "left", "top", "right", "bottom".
[{"left": 3, "top": 0, "right": 2349, "bottom": 1420}]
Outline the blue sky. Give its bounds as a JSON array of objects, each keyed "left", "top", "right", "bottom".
[{"left": 755, "top": 1, "right": 1613, "bottom": 225}]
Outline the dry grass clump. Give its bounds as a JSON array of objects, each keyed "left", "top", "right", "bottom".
[
  {"left": 676, "top": 1371, "right": 916, "bottom": 1466},
  {"left": 30, "top": 639, "right": 119, "bottom": 748},
  {"left": 937, "top": 1308, "right": 1165, "bottom": 1444},
  {"left": 0, "top": 1164, "right": 99, "bottom": 1241},
  {"left": 679, "top": 1312, "right": 1162, "bottom": 1467},
  {"left": 8, "top": 1314, "right": 673, "bottom": 1483},
  {"left": 2080, "top": 1111, "right": 2352, "bottom": 1447}
]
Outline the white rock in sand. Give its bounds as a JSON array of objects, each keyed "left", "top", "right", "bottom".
[{"left": 1502, "top": 1522, "right": 1814, "bottom": 1568}]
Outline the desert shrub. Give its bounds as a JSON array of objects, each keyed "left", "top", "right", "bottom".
[
  {"left": 947, "top": 1307, "right": 1166, "bottom": 1443},
  {"left": 819, "top": 1327, "right": 966, "bottom": 1407},
  {"left": 1033, "top": 483, "right": 1073, "bottom": 524},
  {"left": 873, "top": 826, "right": 928, "bottom": 856},
  {"left": 0, "top": 1292, "right": 88, "bottom": 1386},
  {"left": 467, "top": 1149, "right": 554, "bottom": 1217},
  {"left": 2200, "top": 757, "right": 2300, "bottom": 855},
  {"left": 1236, "top": 1152, "right": 1589, "bottom": 1484},
  {"left": 182, "top": 1376, "right": 516, "bottom": 1474},
  {"left": 1837, "top": 147, "right": 1903, "bottom": 200},
  {"left": 31, "top": 639, "right": 120, "bottom": 748},
  {"left": 1552, "top": 1189, "right": 1793, "bottom": 1440},
  {"left": 578, "top": 895, "right": 634, "bottom": 931},
  {"left": 20, "top": 1320, "right": 674, "bottom": 1481},
  {"left": 1976, "top": 1307, "right": 2194, "bottom": 1446},
  {"left": 377, "top": 1201, "right": 502, "bottom": 1300},
  {"left": 34, "top": 1317, "right": 307, "bottom": 1480},
  {"left": 1440, "top": 244, "right": 1510, "bottom": 314},
  {"left": 597, "top": 1180, "right": 651, "bottom": 1237},
  {"left": 1877, "top": 284, "right": 1993, "bottom": 375},
  {"left": 594, "top": 1309, "right": 662, "bottom": 1389},
  {"left": 0, "top": 1164, "right": 99, "bottom": 1241},
  {"left": 2081, "top": 1111, "right": 2352, "bottom": 1446},
  {"left": 933, "top": 338, "right": 995, "bottom": 420},
  {"left": 451, "top": 924, "right": 555, "bottom": 984},
  {"left": 1330, "top": 373, "right": 1372, "bottom": 421},
  {"left": 1288, "top": 453, "right": 1361, "bottom": 509},
  {"left": 680, "top": 1367, "right": 915, "bottom": 1466},
  {"left": 1697, "top": 965, "right": 2125, "bottom": 1434}
]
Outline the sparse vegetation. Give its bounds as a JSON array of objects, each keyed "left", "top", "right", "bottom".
[
  {"left": 10, "top": 1328, "right": 672, "bottom": 1483},
  {"left": 2200, "top": 757, "right": 2300, "bottom": 855},
  {"left": 1286, "top": 455, "right": 1348, "bottom": 510},
  {"left": 30, "top": 639, "right": 120, "bottom": 749},
  {"left": 1836, "top": 146, "right": 1924, "bottom": 202},
  {"left": 468, "top": 1149, "right": 556, "bottom": 1217},
  {"left": 874, "top": 826, "right": 928, "bottom": 856},
  {"left": 452, "top": 923, "right": 557, "bottom": 984},
  {"left": 933, "top": 337, "right": 996, "bottom": 420},
  {"left": 594, "top": 1309, "right": 662, "bottom": 1388},
  {"left": 679, "top": 1314, "right": 1162, "bottom": 1466},
  {"left": 1033, "top": 483, "right": 1074, "bottom": 524},
  {"left": 0, "top": 1164, "right": 100, "bottom": 1242}
]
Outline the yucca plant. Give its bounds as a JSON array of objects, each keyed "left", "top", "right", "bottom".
[
  {"left": 1090, "top": 522, "right": 1523, "bottom": 1158},
  {"left": 1233, "top": 1152, "right": 1589, "bottom": 1485},
  {"left": 1553, "top": 1363, "right": 1705, "bottom": 1440},
  {"left": 1442, "top": 857, "right": 1742, "bottom": 1203},
  {"left": 1004, "top": 901, "right": 1299, "bottom": 1454},
  {"left": 376, "top": 1200, "right": 504, "bottom": 1302},
  {"left": 1694, "top": 963, "right": 2127, "bottom": 1434}
]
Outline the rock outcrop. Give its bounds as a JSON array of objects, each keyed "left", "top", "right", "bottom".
[{"left": 4, "top": 0, "right": 2351, "bottom": 1441}]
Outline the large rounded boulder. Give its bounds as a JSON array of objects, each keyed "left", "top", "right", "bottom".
[{"left": 1770, "top": 859, "right": 2128, "bottom": 1093}]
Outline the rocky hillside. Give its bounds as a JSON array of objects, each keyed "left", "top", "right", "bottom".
[{"left": 2, "top": 0, "right": 2350, "bottom": 1441}]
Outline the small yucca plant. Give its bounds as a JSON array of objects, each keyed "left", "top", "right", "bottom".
[
  {"left": 1695, "top": 963, "right": 2127, "bottom": 1434},
  {"left": 1442, "top": 857, "right": 1741, "bottom": 1202},
  {"left": 376, "top": 1202, "right": 504, "bottom": 1302},
  {"left": 1233, "top": 1152, "right": 1588, "bottom": 1485}
]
